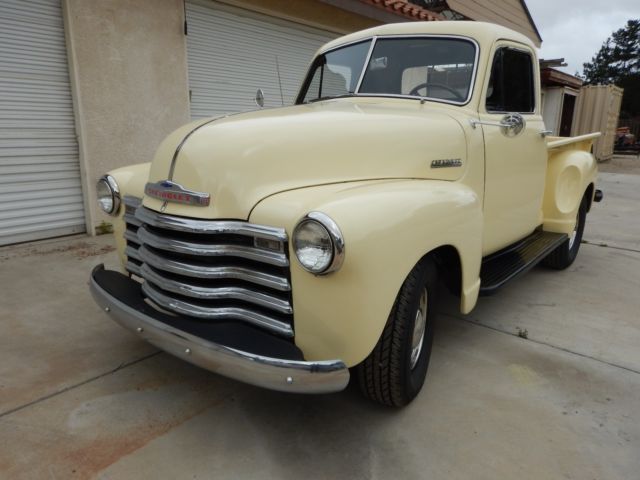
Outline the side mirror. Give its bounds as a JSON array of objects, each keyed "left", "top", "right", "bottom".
[{"left": 255, "top": 89, "right": 265, "bottom": 108}]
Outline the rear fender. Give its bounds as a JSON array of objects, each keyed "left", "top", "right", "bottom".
[{"left": 543, "top": 149, "right": 597, "bottom": 234}]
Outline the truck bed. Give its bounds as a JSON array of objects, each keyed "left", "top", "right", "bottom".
[{"left": 546, "top": 132, "right": 601, "bottom": 151}]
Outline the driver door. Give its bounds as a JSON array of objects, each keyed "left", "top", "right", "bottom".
[{"left": 480, "top": 43, "right": 547, "bottom": 255}]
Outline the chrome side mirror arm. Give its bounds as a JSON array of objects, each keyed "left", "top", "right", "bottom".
[{"left": 469, "top": 119, "right": 503, "bottom": 129}]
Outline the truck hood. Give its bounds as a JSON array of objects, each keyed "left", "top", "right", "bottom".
[{"left": 144, "top": 98, "right": 467, "bottom": 219}]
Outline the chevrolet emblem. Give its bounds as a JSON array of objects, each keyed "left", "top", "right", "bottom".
[
  {"left": 430, "top": 158, "right": 463, "bottom": 169},
  {"left": 144, "top": 180, "right": 210, "bottom": 206}
]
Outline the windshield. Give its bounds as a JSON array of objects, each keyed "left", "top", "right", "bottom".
[{"left": 298, "top": 37, "right": 477, "bottom": 105}]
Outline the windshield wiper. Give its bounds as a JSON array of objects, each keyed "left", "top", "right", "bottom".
[{"left": 306, "top": 94, "right": 357, "bottom": 104}]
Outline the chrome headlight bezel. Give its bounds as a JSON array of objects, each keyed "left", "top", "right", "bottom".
[
  {"left": 293, "top": 211, "right": 345, "bottom": 275},
  {"left": 96, "top": 174, "right": 121, "bottom": 215}
]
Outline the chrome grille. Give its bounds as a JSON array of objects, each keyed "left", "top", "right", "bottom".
[{"left": 122, "top": 196, "right": 293, "bottom": 338}]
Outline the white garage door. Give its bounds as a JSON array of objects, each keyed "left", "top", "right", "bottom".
[
  {"left": 186, "top": 1, "right": 340, "bottom": 118},
  {"left": 0, "top": 0, "right": 85, "bottom": 246}
]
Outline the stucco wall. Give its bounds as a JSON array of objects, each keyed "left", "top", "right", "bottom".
[{"left": 64, "top": 0, "right": 190, "bottom": 232}]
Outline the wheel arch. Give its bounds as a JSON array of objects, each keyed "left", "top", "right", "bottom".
[
  {"left": 429, "top": 244, "right": 463, "bottom": 296},
  {"left": 584, "top": 182, "right": 595, "bottom": 212}
]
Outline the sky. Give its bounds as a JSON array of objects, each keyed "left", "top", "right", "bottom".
[{"left": 526, "top": 0, "right": 639, "bottom": 75}]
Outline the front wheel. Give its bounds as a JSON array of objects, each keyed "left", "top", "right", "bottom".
[
  {"left": 356, "top": 258, "right": 438, "bottom": 407},
  {"left": 543, "top": 194, "right": 588, "bottom": 270}
]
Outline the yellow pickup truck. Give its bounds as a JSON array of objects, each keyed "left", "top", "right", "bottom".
[{"left": 90, "top": 21, "right": 603, "bottom": 407}]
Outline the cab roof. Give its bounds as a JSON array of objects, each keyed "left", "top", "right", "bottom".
[{"left": 319, "top": 21, "right": 536, "bottom": 53}]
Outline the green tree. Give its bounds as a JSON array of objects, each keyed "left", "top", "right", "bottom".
[{"left": 582, "top": 19, "right": 640, "bottom": 118}]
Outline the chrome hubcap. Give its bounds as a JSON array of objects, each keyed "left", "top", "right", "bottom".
[
  {"left": 569, "top": 211, "right": 580, "bottom": 249},
  {"left": 410, "top": 288, "right": 428, "bottom": 370}
]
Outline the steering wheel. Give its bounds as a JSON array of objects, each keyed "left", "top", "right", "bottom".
[{"left": 409, "top": 82, "right": 465, "bottom": 102}]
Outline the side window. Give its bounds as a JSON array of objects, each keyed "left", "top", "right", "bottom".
[
  {"left": 300, "top": 41, "right": 371, "bottom": 103},
  {"left": 486, "top": 47, "right": 535, "bottom": 113}
]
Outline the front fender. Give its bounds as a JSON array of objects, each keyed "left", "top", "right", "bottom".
[
  {"left": 250, "top": 179, "right": 482, "bottom": 367},
  {"left": 106, "top": 163, "right": 151, "bottom": 268}
]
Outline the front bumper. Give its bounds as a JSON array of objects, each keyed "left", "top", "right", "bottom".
[{"left": 90, "top": 265, "right": 350, "bottom": 393}]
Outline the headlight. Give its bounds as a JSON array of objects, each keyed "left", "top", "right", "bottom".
[
  {"left": 96, "top": 175, "right": 121, "bottom": 215},
  {"left": 293, "top": 212, "right": 345, "bottom": 275}
]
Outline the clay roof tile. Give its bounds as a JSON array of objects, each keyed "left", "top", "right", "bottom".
[{"left": 359, "top": 0, "right": 442, "bottom": 21}]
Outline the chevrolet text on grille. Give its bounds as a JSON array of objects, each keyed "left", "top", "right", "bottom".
[{"left": 144, "top": 180, "right": 210, "bottom": 206}]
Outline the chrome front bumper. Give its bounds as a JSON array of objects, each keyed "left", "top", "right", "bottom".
[{"left": 90, "top": 265, "right": 349, "bottom": 394}]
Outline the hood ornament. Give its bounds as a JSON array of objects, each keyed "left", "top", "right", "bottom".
[{"left": 144, "top": 180, "right": 210, "bottom": 206}]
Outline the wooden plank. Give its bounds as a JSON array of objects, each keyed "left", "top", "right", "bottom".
[{"left": 446, "top": 0, "right": 539, "bottom": 45}]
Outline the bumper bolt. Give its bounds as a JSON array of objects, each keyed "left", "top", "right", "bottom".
[
  {"left": 104, "top": 307, "right": 110, "bottom": 312},
  {"left": 136, "top": 327, "right": 143, "bottom": 333},
  {"left": 286, "top": 376, "right": 293, "bottom": 385},
  {"left": 185, "top": 348, "right": 191, "bottom": 355}
]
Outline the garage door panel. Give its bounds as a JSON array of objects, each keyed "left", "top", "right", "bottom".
[
  {"left": 0, "top": 121, "right": 76, "bottom": 131},
  {"left": 0, "top": 169, "right": 82, "bottom": 185},
  {"left": 0, "top": 178, "right": 82, "bottom": 194},
  {"left": 0, "top": 41, "right": 67, "bottom": 60},
  {"left": 0, "top": 200, "right": 84, "bottom": 222},
  {"left": 0, "top": 54, "right": 70, "bottom": 75},
  {"left": 0, "top": 153, "right": 79, "bottom": 164},
  {"left": 0, "top": 162, "right": 80, "bottom": 175},
  {"left": 186, "top": 1, "right": 338, "bottom": 118},
  {"left": 0, "top": 4, "right": 83, "bottom": 244},
  {"left": 0, "top": 215, "right": 85, "bottom": 240},
  {"left": 0, "top": 75, "right": 74, "bottom": 90},
  {"left": 0, "top": 189, "right": 83, "bottom": 206}
]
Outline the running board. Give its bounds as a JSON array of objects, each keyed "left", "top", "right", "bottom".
[{"left": 479, "top": 231, "right": 568, "bottom": 296}]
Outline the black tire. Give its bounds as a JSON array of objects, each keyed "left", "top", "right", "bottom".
[
  {"left": 356, "top": 257, "right": 438, "bottom": 407},
  {"left": 543, "top": 194, "right": 588, "bottom": 270}
]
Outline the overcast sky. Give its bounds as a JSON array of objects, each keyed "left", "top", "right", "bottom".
[{"left": 526, "top": 0, "right": 639, "bottom": 75}]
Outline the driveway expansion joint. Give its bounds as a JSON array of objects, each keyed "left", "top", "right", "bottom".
[
  {"left": 441, "top": 312, "right": 640, "bottom": 376},
  {"left": 581, "top": 239, "right": 640, "bottom": 254},
  {"left": 0, "top": 351, "right": 160, "bottom": 419}
]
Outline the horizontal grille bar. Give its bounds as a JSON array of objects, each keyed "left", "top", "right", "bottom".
[
  {"left": 135, "top": 205, "right": 287, "bottom": 242},
  {"left": 126, "top": 260, "right": 142, "bottom": 276},
  {"left": 140, "top": 263, "right": 292, "bottom": 314},
  {"left": 137, "top": 226, "right": 289, "bottom": 267},
  {"left": 125, "top": 245, "right": 141, "bottom": 262},
  {"left": 142, "top": 281, "right": 294, "bottom": 338},
  {"left": 124, "top": 212, "right": 141, "bottom": 227},
  {"left": 124, "top": 195, "right": 142, "bottom": 207},
  {"left": 124, "top": 228, "right": 140, "bottom": 245},
  {"left": 138, "top": 245, "right": 290, "bottom": 291}
]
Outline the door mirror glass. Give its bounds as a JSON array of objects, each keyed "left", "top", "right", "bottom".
[{"left": 255, "top": 88, "right": 265, "bottom": 108}]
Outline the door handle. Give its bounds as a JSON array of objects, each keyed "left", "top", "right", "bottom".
[
  {"left": 539, "top": 129, "right": 553, "bottom": 137},
  {"left": 469, "top": 113, "right": 526, "bottom": 137}
]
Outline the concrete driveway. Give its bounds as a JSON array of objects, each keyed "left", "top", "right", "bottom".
[{"left": 1, "top": 170, "right": 639, "bottom": 480}]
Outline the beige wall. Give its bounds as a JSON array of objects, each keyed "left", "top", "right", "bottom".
[{"left": 64, "top": 0, "right": 191, "bottom": 232}]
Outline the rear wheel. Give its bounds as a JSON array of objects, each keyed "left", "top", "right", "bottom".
[
  {"left": 543, "top": 195, "right": 588, "bottom": 270},
  {"left": 356, "top": 258, "right": 438, "bottom": 407}
]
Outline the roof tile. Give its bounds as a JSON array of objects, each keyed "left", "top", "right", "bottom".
[{"left": 359, "top": 0, "right": 442, "bottom": 21}]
